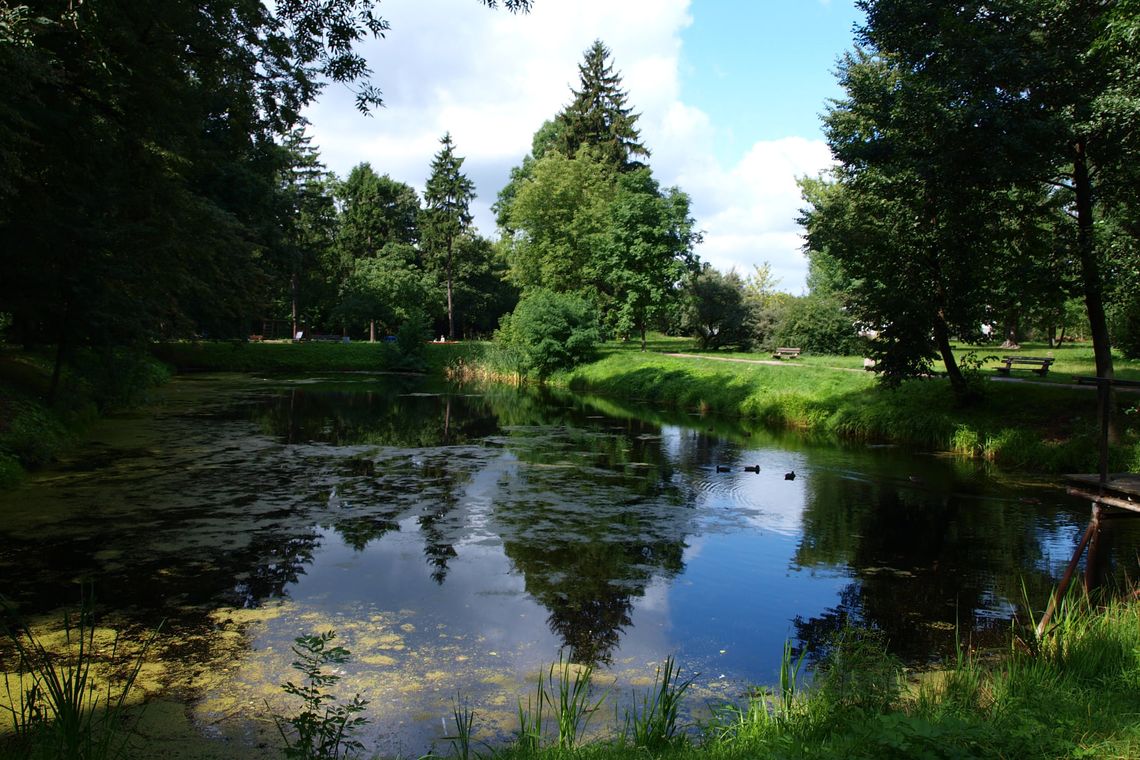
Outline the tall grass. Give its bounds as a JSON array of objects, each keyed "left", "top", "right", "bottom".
[
  {"left": 0, "top": 591, "right": 159, "bottom": 760},
  {"left": 489, "top": 594, "right": 1140, "bottom": 759},
  {"left": 549, "top": 349, "right": 1133, "bottom": 473},
  {"left": 547, "top": 655, "right": 607, "bottom": 750},
  {"left": 623, "top": 655, "right": 694, "bottom": 750}
]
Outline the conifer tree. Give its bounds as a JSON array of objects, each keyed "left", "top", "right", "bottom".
[
  {"left": 557, "top": 40, "right": 649, "bottom": 171},
  {"left": 422, "top": 133, "right": 476, "bottom": 339}
]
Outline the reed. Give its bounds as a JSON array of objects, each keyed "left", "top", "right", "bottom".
[
  {"left": 514, "top": 669, "right": 547, "bottom": 754},
  {"left": 0, "top": 590, "right": 158, "bottom": 760},
  {"left": 623, "top": 655, "right": 694, "bottom": 750},
  {"left": 444, "top": 692, "right": 479, "bottom": 760},
  {"left": 547, "top": 655, "right": 607, "bottom": 750}
]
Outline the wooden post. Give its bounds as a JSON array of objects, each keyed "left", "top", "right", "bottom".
[{"left": 1036, "top": 506, "right": 1100, "bottom": 638}]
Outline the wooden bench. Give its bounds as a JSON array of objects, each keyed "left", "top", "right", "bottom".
[
  {"left": 772, "top": 347, "right": 801, "bottom": 360},
  {"left": 995, "top": 356, "right": 1054, "bottom": 376}
]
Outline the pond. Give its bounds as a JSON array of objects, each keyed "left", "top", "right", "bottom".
[{"left": 1, "top": 373, "right": 1133, "bottom": 756}]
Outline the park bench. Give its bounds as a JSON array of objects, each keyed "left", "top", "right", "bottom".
[
  {"left": 772, "top": 347, "right": 801, "bottom": 360},
  {"left": 995, "top": 356, "right": 1054, "bottom": 376}
]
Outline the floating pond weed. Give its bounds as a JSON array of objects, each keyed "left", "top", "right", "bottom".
[{"left": 0, "top": 588, "right": 159, "bottom": 760}]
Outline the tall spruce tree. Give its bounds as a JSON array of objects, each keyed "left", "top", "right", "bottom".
[
  {"left": 557, "top": 40, "right": 649, "bottom": 172},
  {"left": 422, "top": 133, "right": 476, "bottom": 339}
]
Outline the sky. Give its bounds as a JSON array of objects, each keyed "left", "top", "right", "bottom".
[{"left": 302, "top": 0, "right": 865, "bottom": 293}]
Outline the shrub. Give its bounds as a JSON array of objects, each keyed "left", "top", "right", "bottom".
[
  {"left": 270, "top": 631, "right": 370, "bottom": 760},
  {"left": 769, "top": 294, "right": 863, "bottom": 355},
  {"left": 494, "top": 290, "right": 599, "bottom": 379},
  {"left": 395, "top": 311, "right": 431, "bottom": 371}
]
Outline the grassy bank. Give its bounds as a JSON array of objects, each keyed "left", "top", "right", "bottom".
[
  {"left": 472, "top": 594, "right": 1140, "bottom": 759},
  {"left": 0, "top": 348, "right": 170, "bottom": 488},
  {"left": 5, "top": 593, "right": 1138, "bottom": 759},
  {"left": 150, "top": 339, "right": 481, "bottom": 374},
  {"left": 552, "top": 340, "right": 1140, "bottom": 474}
]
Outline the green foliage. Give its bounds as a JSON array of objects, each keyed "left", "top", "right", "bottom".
[
  {"left": 495, "top": 290, "right": 599, "bottom": 379},
  {"left": 547, "top": 655, "right": 607, "bottom": 750},
  {"left": 444, "top": 692, "right": 480, "bottom": 760},
  {"left": 1, "top": 589, "right": 159, "bottom": 760},
  {"left": 515, "top": 668, "right": 547, "bottom": 753},
  {"left": 769, "top": 294, "right": 862, "bottom": 356},
  {"left": 271, "top": 631, "right": 370, "bottom": 760},
  {"left": 554, "top": 39, "right": 649, "bottom": 172},
  {"left": 422, "top": 133, "right": 477, "bottom": 339},
  {"left": 0, "top": 395, "right": 69, "bottom": 471},
  {"left": 68, "top": 350, "right": 172, "bottom": 412},
  {"left": 395, "top": 312, "right": 431, "bottom": 371},
  {"left": 623, "top": 656, "right": 693, "bottom": 750},
  {"left": 502, "top": 150, "right": 616, "bottom": 294},
  {"left": 683, "top": 267, "right": 752, "bottom": 350}
]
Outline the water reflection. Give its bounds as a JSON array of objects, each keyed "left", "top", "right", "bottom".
[{"left": 1, "top": 373, "right": 1136, "bottom": 752}]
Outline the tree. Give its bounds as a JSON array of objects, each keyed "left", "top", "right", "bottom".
[
  {"left": 501, "top": 150, "right": 615, "bottom": 294},
  {"left": 0, "top": 0, "right": 532, "bottom": 401},
  {"left": 275, "top": 130, "right": 338, "bottom": 338},
  {"left": 337, "top": 243, "right": 438, "bottom": 340},
  {"left": 422, "top": 133, "right": 476, "bottom": 340},
  {"left": 598, "top": 170, "right": 700, "bottom": 348},
  {"left": 803, "top": 27, "right": 1103, "bottom": 399},
  {"left": 556, "top": 40, "right": 649, "bottom": 172},
  {"left": 494, "top": 40, "right": 645, "bottom": 231},
  {"left": 852, "top": 0, "right": 1140, "bottom": 423},
  {"left": 449, "top": 235, "right": 518, "bottom": 338},
  {"left": 683, "top": 265, "right": 751, "bottom": 350}
]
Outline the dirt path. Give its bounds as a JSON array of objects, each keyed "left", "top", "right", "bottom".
[
  {"left": 662, "top": 351, "right": 1138, "bottom": 390},
  {"left": 662, "top": 352, "right": 866, "bottom": 372}
]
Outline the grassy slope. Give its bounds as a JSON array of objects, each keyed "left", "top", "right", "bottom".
[
  {"left": 558, "top": 337, "right": 1140, "bottom": 473},
  {"left": 492, "top": 597, "right": 1140, "bottom": 760}
]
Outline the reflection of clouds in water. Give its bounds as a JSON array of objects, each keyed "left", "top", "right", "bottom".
[{"left": 690, "top": 452, "right": 809, "bottom": 537}]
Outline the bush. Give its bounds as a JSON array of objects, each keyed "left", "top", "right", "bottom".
[
  {"left": 494, "top": 290, "right": 599, "bottom": 379},
  {"left": 769, "top": 294, "right": 863, "bottom": 355},
  {"left": 395, "top": 311, "right": 431, "bottom": 371}
]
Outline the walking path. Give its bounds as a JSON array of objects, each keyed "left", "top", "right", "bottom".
[{"left": 662, "top": 351, "right": 1139, "bottom": 389}]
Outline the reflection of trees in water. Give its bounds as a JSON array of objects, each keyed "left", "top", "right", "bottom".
[
  {"left": 791, "top": 463, "right": 1080, "bottom": 661},
  {"left": 416, "top": 459, "right": 467, "bottom": 584},
  {"left": 332, "top": 516, "right": 400, "bottom": 552},
  {"left": 491, "top": 416, "right": 693, "bottom": 665},
  {"left": 248, "top": 384, "right": 500, "bottom": 448}
]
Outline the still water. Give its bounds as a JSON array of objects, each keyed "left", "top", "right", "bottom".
[{"left": 0, "top": 373, "right": 1130, "bottom": 755}]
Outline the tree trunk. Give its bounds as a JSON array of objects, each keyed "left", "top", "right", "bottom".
[
  {"left": 640, "top": 323, "right": 647, "bottom": 351},
  {"left": 290, "top": 271, "right": 299, "bottom": 339},
  {"left": 446, "top": 235, "right": 455, "bottom": 340},
  {"left": 934, "top": 311, "right": 972, "bottom": 402},
  {"left": 1074, "top": 138, "right": 1117, "bottom": 442},
  {"left": 369, "top": 319, "right": 375, "bottom": 343}
]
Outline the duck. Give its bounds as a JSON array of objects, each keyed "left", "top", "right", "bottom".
[
  {"left": 744, "top": 465, "right": 760, "bottom": 473},
  {"left": 784, "top": 471, "right": 796, "bottom": 480},
  {"left": 716, "top": 465, "right": 731, "bottom": 473}
]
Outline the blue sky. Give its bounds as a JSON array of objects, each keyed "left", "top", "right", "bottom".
[
  {"left": 303, "top": 0, "right": 866, "bottom": 292},
  {"left": 679, "top": 1, "right": 862, "bottom": 160}
]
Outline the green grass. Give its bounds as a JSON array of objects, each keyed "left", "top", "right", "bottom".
[
  {"left": 150, "top": 339, "right": 486, "bottom": 376},
  {"left": 0, "top": 347, "right": 173, "bottom": 486},
  {"left": 547, "top": 338, "right": 1140, "bottom": 474},
  {"left": 480, "top": 595, "right": 1140, "bottom": 760}
]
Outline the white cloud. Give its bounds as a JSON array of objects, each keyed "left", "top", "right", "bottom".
[{"left": 303, "top": 0, "right": 832, "bottom": 293}]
